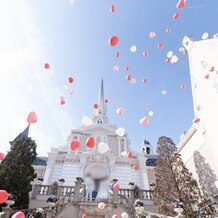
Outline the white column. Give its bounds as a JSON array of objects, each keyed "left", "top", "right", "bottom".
[
  {"left": 138, "top": 153, "right": 150, "bottom": 189},
  {"left": 117, "top": 138, "right": 121, "bottom": 157}
]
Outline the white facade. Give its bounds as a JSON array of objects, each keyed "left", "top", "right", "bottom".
[
  {"left": 178, "top": 36, "right": 218, "bottom": 197},
  {"left": 40, "top": 79, "right": 156, "bottom": 190}
]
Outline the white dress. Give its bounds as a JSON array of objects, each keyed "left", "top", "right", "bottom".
[{"left": 95, "top": 181, "right": 109, "bottom": 201}]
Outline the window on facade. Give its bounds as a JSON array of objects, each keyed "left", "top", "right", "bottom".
[
  {"left": 73, "top": 136, "right": 78, "bottom": 140},
  {"left": 120, "top": 139, "right": 125, "bottom": 152},
  {"left": 146, "top": 147, "right": 151, "bottom": 154},
  {"left": 97, "top": 118, "right": 103, "bottom": 124}
]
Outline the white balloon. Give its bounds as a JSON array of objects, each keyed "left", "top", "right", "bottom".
[
  {"left": 171, "top": 55, "right": 179, "bottom": 64},
  {"left": 167, "top": 51, "right": 173, "bottom": 58},
  {"left": 121, "top": 212, "right": 129, "bottom": 218},
  {"left": 116, "top": 127, "right": 125, "bottom": 137},
  {"left": 179, "top": 47, "right": 185, "bottom": 52},
  {"left": 82, "top": 116, "right": 93, "bottom": 126},
  {"left": 63, "top": 85, "right": 68, "bottom": 90},
  {"left": 162, "top": 90, "right": 167, "bottom": 95},
  {"left": 130, "top": 78, "right": 136, "bottom": 84},
  {"left": 121, "top": 151, "right": 127, "bottom": 157},
  {"left": 202, "top": 32, "right": 209, "bottom": 40},
  {"left": 130, "top": 45, "right": 137, "bottom": 53},
  {"left": 97, "top": 142, "right": 109, "bottom": 153},
  {"left": 148, "top": 111, "right": 153, "bottom": 116}
]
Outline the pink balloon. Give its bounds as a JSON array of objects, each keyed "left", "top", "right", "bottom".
[
  {"left": 0, "top": 190, "right": 9, "bottom": 204},
  {"left": 109, "top": 36, "right": 119, "bottom": 46},
  {"left": 193, "top": 117, "right": 200, "bottom": 123},
  {"left": 82, "top": 214, "right": 88, "bottom": 218},
  {"left": 68, "top": 77, "right": 74, "bottom": 83},
  {"left": 27, "top": 111, "right": 38, "bottom": 124},
  {"left": 157, "top": 42, "right": 164, "bottom": 49},
  {"left": 44, "top": 63, "right": 50, "bottom": 69},
  {"left": 140, "top": 117, "right": 149, "bottom": 126},
  {"left": 112, "top": 215, "right": 119, "bottom": 218},
  {"left": 176, "top": 0, "right": 186, "bottom": 9},
  {"left": 60, "top": 99, "right": 66, "bottom": 105},
  {"left": 110, "top": 5, "right": 116, "bottom": 13},
  {"left": 121, "top": 212, "right": 129, "bottom": 218},
  {"left": 130, "top": 78, "right": 136, "bottom": 84},
  {"left": 113, "top": 182, "right": 120, "bottom": 190},
  {"left": 205, "top": 74, "right": 210, "bottom": 79},
  {"left": 127, "top": 151, "right": 133, "bottom": 158},
  {"left": 12, "top": 212, "right": 25, "bottom": 218},
  {"left": 180, "top": 84, "right": 186, "bottom": 90},
  {"left": 142, "top": 78, "right": 147, "bottom": 83},
  {"left": 166, "top": 28, "right": 171, "bottom": 33},
  {"left": 126, "top": 75, "right": 132, "bottom": 81},
  {"left": 133, "top": 165, "right": 139, "bottom": 171},
  {"left": 142, "top": 51, "right": 149, "bottom": 57},
  {"left": 165, "top": 58, "right": 171, "bottom": 63},
  {"left": 173, "top": 12, "right": 180, "bottom": 19},
  {"left": 125, "top": 66, "right": 129, "bottom": 72},
  {"left": 116, "top": 107, "right": 125, "bottom": 115},
  {"left": 113, "top": 65, "right": 119, "bottom": 72},
  {"left": 0, "top": 153, "right": 5, "bottom": 160},
  {"left": 149, "top": 31, "right": 156, "bottom": 38},
  {"left": 98, "top": 202, "right": 105, "bottom": 209},
  {"left": 209, "top": 66, "right": 215, "bottom": 72},
  {"left": 115, "top": 52, "right": 120, "bottom": 58}
]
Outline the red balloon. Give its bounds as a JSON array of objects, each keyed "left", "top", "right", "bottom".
[
  {"left": 205, "top": 74, "right": 210, "bottom": 79},
  {"left": 93, "top": 104, "right": 98, "bottom": 109},
  {"left": 209, "top": 66, "right": 215, "bottom": 72},
  {"left": 165, "top": 58, "right": 171, "bottom": 63},
  {"left": 27, "top": 111, "right": 38, "bottom": 124},
  {"left": 109, "top": 36, "right": 119, "bottom": 46},
  {"left": 0, "top": 153, "right": 5, "bottom": 160},
  {"left": 105, "top": 99, "right": 108, "bottom": 104},
  {"left": 193, "top": 117, "right": 200, "bottom": 123},
  {"left": 126, "top": 75, "right": 132, "bottom": 81},
  {"left": 127, "top": 151, "right": 133, "bottom": 159},
  {"left": 11, "top": 212, "right": 25, "bottom": 218},
  {"left": 86, "top": 136, "right": 95, "bottom": 148},
  {"left": 142, "top": 51, "right": 149, "bottom": 57},
  {"left": 173, "top": 12, "right": 180, "bottom": 19},
  {"left": 0, "top": 190, "right": 9, "bottom": 204},
  {"left": 115, "top": 52, "right": 120, "bottom": 58},
  {"left": 82, "top": 214, "right": 88, "bottom": 218},
  {"left": 70, "top": 140, "right": 80, "bottom": 151},
  {"left": 68, "top": 77, "right": 74, "bottom": 83},
  {"left": 44, "top": 63, "right": 50, "bottom": 69},
  {"left": 157, "top": 42, "right": 164, "bottom": 49},
  {"left": 176, "top": 0, "right": 186, "bottom": 9},
  {"left": 142, "top": 78, "right": 147, "bottom": 83},
  {"left": 113, "top": 182, "right": 120, "bottom": 190},
  {"left": 133, "top": 165, "right": 139, "bottom": 171},
  {"left": 110, "top": 5, "right": 116, "bottom": 13},
  {"left": 166, "top": 28, "right": 171, "bottom": 33}
]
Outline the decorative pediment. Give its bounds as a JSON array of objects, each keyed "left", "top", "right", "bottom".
[{"left": 87, "top": 153, "right": 109, "bottom": 164}]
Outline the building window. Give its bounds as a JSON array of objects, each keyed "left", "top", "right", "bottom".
[
  {"left": 146, "top": 147, "right": 151, "bottom": 154},
  {"left": 97, "top": 118, "right": 103, "bottom": 124},
  {"left": 120, "top": 139, "right": 125, "bottom": 152}
]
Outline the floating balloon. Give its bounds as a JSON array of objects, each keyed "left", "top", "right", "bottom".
[
  {"left": 82, "top": 214, "right": 88, "bottom": 218},
  {"left": 130, "top": 78, "right": 136, "bottom": 84},
  {"left": 205, "top": 74, "right": 209, "bottom": 79},
  {"left": 105, "top": 99, "right": 108, "bottom": 104},
  {"left": 0, "top": 190, "right": 9, "bottom": 204},
  {"left": 116, "top": 107, "right": 125, "bottom": 115},
  {"left": 98, "top": 142, "right": 109, "bottom": 154},
  {"left": 125, "top": 66, "right": 129, "bottom": 72},
  {"left": 113, "top": 65, "right": 119, "bottom": 72},
  {"left": 126, "top": 75, "right": 132, "bottom": 81},
  {"left": 171, "top": 55, "right": 179, "bottom": 64},
  {"left": 70, "top": 140, "right": 80, "bottom": 151},
  {"left": 130, "top": 45, "right": 137, "bottom": 53},
  {"left": 167, "top": 51, "right": 173, "bottom": 58},
  {"left": 109, "top": 36, "right": 119, "bottom": 46},
  {"left": 202, "top": 32, "right": 209, "bottom": 40},
  {"left": 157, "top": 42, "right": 164, "bottom": 49},
  {"left": 173, "top": 12, "right": 180, "bottom": 19},
  {"left": 196, "top": 105, "right": 201, "bottom": 111},
  {"left": 149, "top": 31, "right": 156, "bottom": 38},
  {"left": 127, "top": 151, "right": 133, "bottom": 158},
  {"left": 93, "top": 104, "right": 98, "bottom": 109},
  {"left": 133, "top": 165, "right": 139, "bottom": 171},
  {"left": 86, "top": 136, "right": 95, "bottom": 148},
  {"left": 0, "top": 153, "right": 4, "bottom": 160},
  {"left": 140, "top": 117, "right": 149, "bottom": 126},
  {"left": 148, "top": 111, "right": 153, "bottom": 116},
  {"left": 165, "top": 58, "right": 171, "bottom": 63},
  {"left": 209, "top": 66, "right": 215, "bottom": 72},
  {"left": 27, "top": 111, "right": 38, "bottom": 124},
  {"left": 44, "top": 63, "right": 50, "bottom": 69},
  {"left": 60, "top": 99, "right": 65, "bottom": 105},
  {"left": 70, "top": 89, "right": 75, "bottom": 95},
  {"left": 213, "top": 33, "right": 218, "bottom": 39},
  {"left": 121, "top": 151, "right": 127, "bottom": 157},
  {"left": 179, "top": 47, "right": 185, "bottom": 52},
  {"left": 166, "top": 28, "right": 171, "bottom": 33},
  {"left": 142, "top": 51, "right": 149, "bottom": 57},
  {"left": 121, "top": 212, "right": 129, "bottom": 218},
  {"left": 193, "top": 117, "right": 200, "bottom": 123},
  {"left": 98, "top": 202, "right": 105, "bottom": 209},
  {"left": 115, "top": 52, "right": 120, "bottom": 58},
  {"left": 112, "top": 215, "right": 119, "bottom": 218},
  {"left": 113, "top": 182, "right": 120, "bottom": 190},
  {"left": 63, "top": 85, "right": 68, "bottom": 90},
  {"left": 82, "top": 116, "right": 93, "bottom": 126},
  {"left": 116, "top": 127, "right": 125, "bottom": 137},
  {"left": 68, "top": 77, "right": 74, "bottom": 83},
  {"left": 142, "top": 78, "right": 147, "bottom": 83},
  {"left": 110, "top": 5, "right": 116, "bottom": 13},
  {"left": 11, "top": 212, "right": 25, "bottom": 218},
  {"left": 162, "top": 90, "right": 167, "bottom": 95},
  {"left": 176, "top": 0, "right": 186, "bottom": 9}
]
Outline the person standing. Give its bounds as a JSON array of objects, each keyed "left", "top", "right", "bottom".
[{"left": 85, "top": 174, "right": 94, "bottom": 202}]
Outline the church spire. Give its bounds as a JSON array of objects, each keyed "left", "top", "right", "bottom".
[{"left": 96, "top": 78, "right": 107, "bottom": 116}]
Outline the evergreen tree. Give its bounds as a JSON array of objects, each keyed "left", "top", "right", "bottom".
[
  {"left": 0, "top": 137, "right": 37, "bottom": 209},
  {"left": 193, "top": 150, "right": 218, "bottom": 199},
  {"left": 154, "top": 136, "right": 202, "bottom": 217}
]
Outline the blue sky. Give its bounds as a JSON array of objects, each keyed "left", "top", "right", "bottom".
[{"left": 0, "top": 0, "right": 217, "bottom": 156}]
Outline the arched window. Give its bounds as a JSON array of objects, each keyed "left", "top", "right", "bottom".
[
  {"left": 97, "top": 117, "right": 103, "bottom": 124},
  {"left": 50, "top": 182, "right": 58, "bottom": 195},
  {"left": 146, "top": 147, "right": 151, "bottom": 154},
  {"left": 120, "top": 139, "right": 125, "bottom": 152}
]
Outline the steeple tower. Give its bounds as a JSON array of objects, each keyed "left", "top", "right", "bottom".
[{"left": 93, "top": 79, "right": 108, "bottom": 124}]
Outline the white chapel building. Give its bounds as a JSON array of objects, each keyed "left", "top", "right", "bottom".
[{"left": 39, "top": 79, "right": 157, "bottom": 192}]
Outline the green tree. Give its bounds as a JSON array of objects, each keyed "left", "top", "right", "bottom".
[
  {"left": 0, "top": 137, "right": 37, "bottom": 209},
  {"left": 154, "top": 136, "right": 202, "bottom": 217}
]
